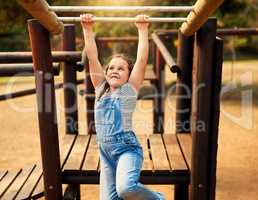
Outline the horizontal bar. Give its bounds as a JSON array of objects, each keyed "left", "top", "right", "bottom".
[
  {"left": 51, "top": 6, "right": 193, "bottom": 13},
  {"left": 0, "top": 51, "right": 81, "bottom": 63},
  {"left": 58, "top": 17, "right": 187, "bottom": 23},
  {"left": 217, "top": 28, "right": 258, "bottom": 36},
  {"left": 0, "top": 79, "right": 84, "bottom": 101},
  {"left": 97, "top": 36, "right": 140, "bottom": 43},
  {"left": 0, "top": 88, "right": 36, "bottom": 102},
  {"left": 62, "top": 170, "right": 189, "bottom": 184},
  {"left": 96, "top": 36, "right": 171, "bottom": 43},
  {"left": 151, "top": 33, "right": 179, "bottom": 73},
  {"left": 0, "top": 63, "right": 60, "bottom": 77},
  {"left": 155, "top": 27, "right": 258, "bottom": 37}
]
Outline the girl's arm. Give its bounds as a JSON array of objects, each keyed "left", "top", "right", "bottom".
[
  {"left": 81, "top": 14, "right": 105, "bottom": 89},
  {"left": 128, "top": 15, "right": 149, "bottom": 92}
]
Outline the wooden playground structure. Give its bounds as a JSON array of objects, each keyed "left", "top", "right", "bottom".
[{"left": 0, "top": 0, "right": 227, "bottom": 199}]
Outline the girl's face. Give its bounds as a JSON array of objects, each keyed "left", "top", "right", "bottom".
[{"left": 106, "top": 57, "right": 130, "bottom": 90}]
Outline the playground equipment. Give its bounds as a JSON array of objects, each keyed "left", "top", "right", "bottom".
[
  {"left": 0, "top": 63, "right": 60, "bottom": 77},
  {"left": 156, "top": 27, "right": 258, "bottom": 82},
  {"left": 59, "top": 16, "right": 187, "bottom": 23},
  {"left": 3, "top": 25, "right": 258, "bottom": 200},
  {"left": 0, "top": 1, "right": 225, "bottom": 200},
  {"left": 16, "top": 20, "right": 222, "bottom": 199},
  {"left": 17, "top": 0, "right": 224, "bottom": 35},
  {"left": 0, "top": 51, "right": 84, "bottom": 101},
  {"left": 0, "top": 28, "right": 168, "bottom": 200},
  {"left": 50, "top": 5, "right": 194, "bottom": 12},
  {"left": 25, "top": 18, "right": 223, "bottom": 200}
]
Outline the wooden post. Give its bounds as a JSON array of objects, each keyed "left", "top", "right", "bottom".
[
  {"left": 190, "top": 18, "right": 217, "bottom": 200},
  {"left": 153, "top": 46, "right": 165, "bottom": 134},
  {"left": 208, "top": 37, "right": 223, "bottom": 200},
  {"left": 174, "top": 30, "right": 194, "bottom": 200},
  {"left": 62, "top": 24, "right": 78, "bottom": 134},
  {"left": 174, "top": 184, "right": 188, "bottom": 200},
  {"left": 176, "top": 31, "right": 194, "bottom": 133},
  {"left": 62, "top": 23, "right": 81, "bottom": 200},
  {"left": 63, "top": 184, "right": 81, "bottom": 200},
  {"left": 150, "top": 39, "right": 155, "bottom": 71},
  {"left": 83, "top": 49, "right": 96, "bottom": 134},
  {"left": 150, "top": 40, "right": 157, "bottom": 133},
  {"left": 28, "top": 19, "right": 62, "bottom": 200}
]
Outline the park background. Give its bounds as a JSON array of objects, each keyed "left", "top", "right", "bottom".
[{"left": 0, "top": 0, "right": 258, "bottom": 199}]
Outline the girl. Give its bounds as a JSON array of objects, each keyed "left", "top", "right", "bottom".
[{"left": 81, "top": 13, "right": 165, "bottom": 200}]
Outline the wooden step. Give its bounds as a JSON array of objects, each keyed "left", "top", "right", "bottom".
[
  {"left": 0, "top": 133, "right": 190, "bottom": 199},
  {"left": 62, "top": 133, "right": 189, "bottom": 184}
]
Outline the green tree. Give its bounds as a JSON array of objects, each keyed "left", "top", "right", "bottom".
[
  {"left": 216, "top": 0, "right": 258, "bottom": 54},
  {"left": 0, "top": 0, "right": 70, "bottom": 51},
  {"left": 0, "top": 0, "right": 258, "bottom": 53}
]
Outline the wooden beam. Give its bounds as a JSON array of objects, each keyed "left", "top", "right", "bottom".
[
  {"left": 0, "top": 51, "right": 81, "bottom": 63},
  {"left": 190, "top": 18, "right": 217, "bottom": 200},
  {"left": 176, "top": 30, "right": 194, "bottom": 133},
  {"left": 17, "top": 0, "right": 63, "bottom": 34},
  {"left": 62, "top": 24, "right": 78, "bottom": 134},
  {"left": 0, "top": 79, "right": 84, "bottom": 102},
  {"left": 155, "top": 27, "right": 258, "bottom": 37},
  {"left": 208, "top": 37, "right": 223, "bottom": 200},
  {"left": 151, "top": 33, "right": 179, "bottom": 73},
  {"left": 153, "top": 46, "right": 165, "bottom": 134},
  {"left": 28, "top": 19, "right": 62, "bottom": 200},
  {"left": 84, "top": 55, "right": 96, "bottom": 134},
  {"left": 0, "top": 63, "right": 60, "bottom": 76},
  {"left": 180, "top": 0, "right": 224, "bottom": 36}
]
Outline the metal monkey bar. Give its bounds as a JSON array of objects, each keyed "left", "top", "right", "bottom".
[
  {"left": 50, "top": 6, "right": 193, "bottom": 13},
  {"left": 59, "top": 16, "right": 187, "bottom": 23},
  {"left": 17, "top": 0, "right": 224, "bottom": 35}
]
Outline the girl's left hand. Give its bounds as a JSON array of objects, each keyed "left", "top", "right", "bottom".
[{"left": 135, "top": 14, "right": 149, "bottom": 29}]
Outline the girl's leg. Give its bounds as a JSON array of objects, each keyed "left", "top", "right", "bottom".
[
  {"left": 99, "top": 147, "right": 121, "bottom": 200},
  {"left": 116, "top": 150, "right": 165, "bottom": 200}
]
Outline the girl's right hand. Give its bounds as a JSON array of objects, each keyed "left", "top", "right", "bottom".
[
  {"left": 135, "top": 14, "right": 149, "bottom": 30},
  {"left": 80, "top": 13, "right": 94, "bottom": 30}
]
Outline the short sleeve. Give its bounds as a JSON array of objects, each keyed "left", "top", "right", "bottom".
[
  {"left": 119, "top": 83, "right": 138, "bottom": 98},
  {"left": 94, "top": 79, "right": 107, "bottom": 97}
]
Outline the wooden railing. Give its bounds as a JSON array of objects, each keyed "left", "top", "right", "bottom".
[{"left": 151, "top": 32, "right": 179, "bottom": 73}]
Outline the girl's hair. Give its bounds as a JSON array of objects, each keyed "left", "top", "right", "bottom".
[
  {"left": 97, "top": 54, "right": 134, "bottom": 100},
  {"left": 104, "top": 54, "right": 134, "bottom": 76}
]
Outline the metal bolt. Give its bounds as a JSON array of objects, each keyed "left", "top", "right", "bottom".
[
  {"left": 49, "top": 185, "right": 53, "bottom": 190},
  {"left": 198, "top": 184, "right": 203, "bottom": 188}
]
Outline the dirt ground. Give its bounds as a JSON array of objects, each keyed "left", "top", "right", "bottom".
[{"left": 0, "top": 60, "right": 258, "bottom": 199}]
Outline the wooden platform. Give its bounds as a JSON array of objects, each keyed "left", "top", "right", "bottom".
[{"left": 0, "top": 134, "right": 190, "bottom": 199}]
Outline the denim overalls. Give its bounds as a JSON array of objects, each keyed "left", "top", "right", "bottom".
[{"left": 95, "top": 88, "right": 165, "bottom": 200}]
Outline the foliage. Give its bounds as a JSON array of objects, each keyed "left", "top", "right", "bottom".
[
  {"left": 0, "top": 0, "right": 70, "bottom": 51},
  {"left": 0, "top": 0, "right": 29, "bottom": 50},
  {"left": 0, "top": 0, "right": 258, "bottom": 54},
  {"left": 216, "top": 0, "right": 258, "bottom": 54}
]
